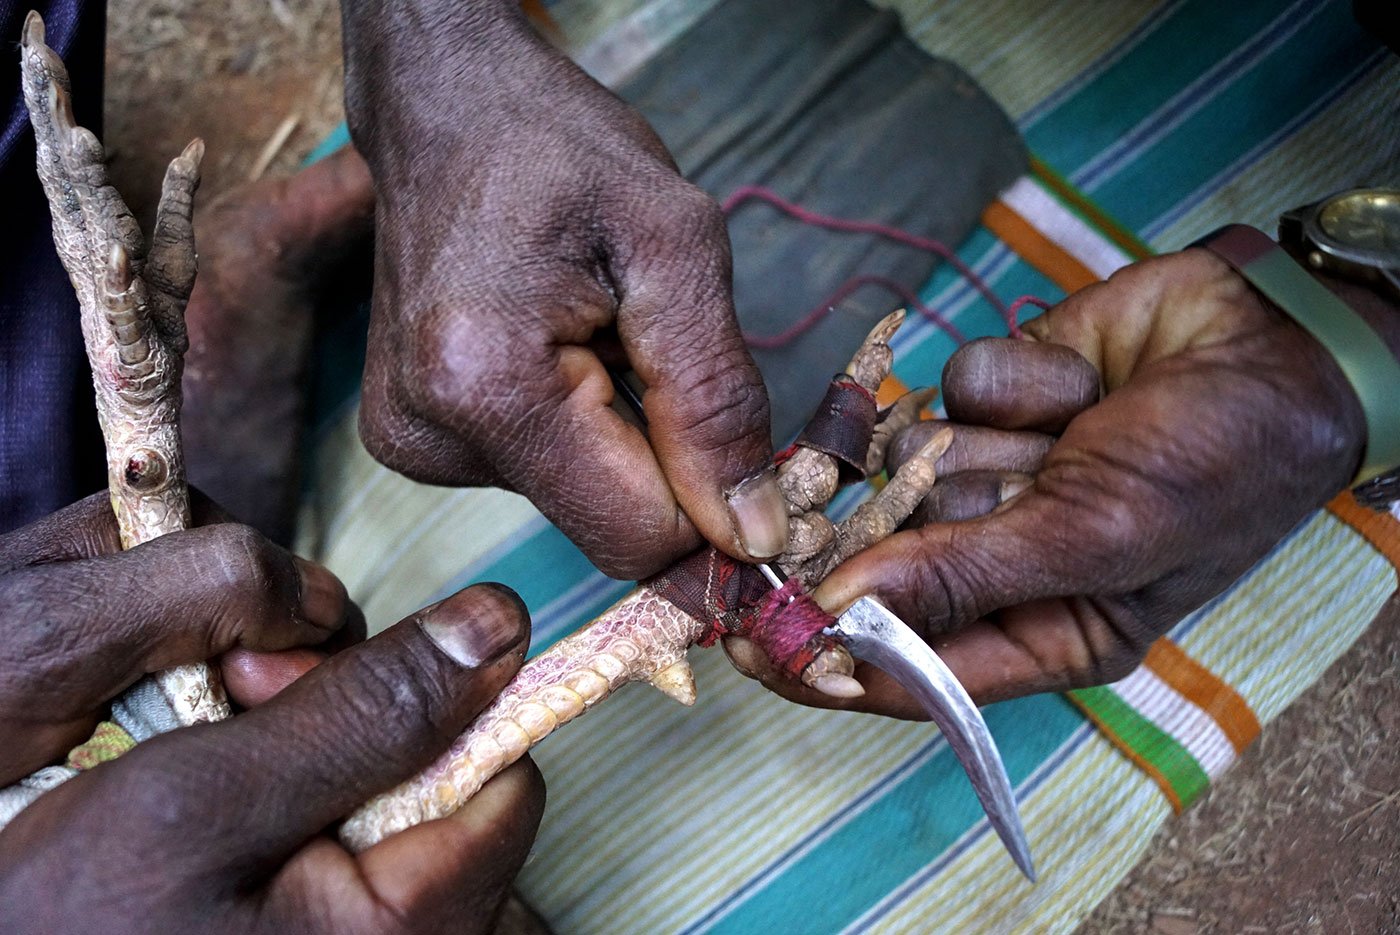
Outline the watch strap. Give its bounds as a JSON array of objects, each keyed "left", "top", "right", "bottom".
[{"left": 1193, "top": 224, "right": 1400, "bottom": 486}]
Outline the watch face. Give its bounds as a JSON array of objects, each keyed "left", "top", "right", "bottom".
[{"left": 1318, "top": 190, "right": 1400, "bottom": 260}]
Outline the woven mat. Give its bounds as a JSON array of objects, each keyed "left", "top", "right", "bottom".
[{"left": 298, "top": 1, "right": 1399, "bottom": 931}]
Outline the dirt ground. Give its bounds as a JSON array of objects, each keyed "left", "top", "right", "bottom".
[
  {"left": 105, "top": 0, "right": 345, "bottom": 228},
  {"left": 102, "top": 3, "right": 1399, "bottom": 932},
  {"left": 1082, "top": 598, "right": 1400, "bottom": 935}
]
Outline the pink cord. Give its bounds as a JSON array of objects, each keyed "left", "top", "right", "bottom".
[
  {"left": 723, "top": 185, "right": 1042, "bottom": 348},
  {"left": 743, "top": 273, "right": 966, "bottom": 350},
  {"left": 1002, "top": 296, "right": 1051, "bottom": 339}
]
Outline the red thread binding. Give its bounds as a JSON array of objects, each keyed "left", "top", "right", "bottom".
[{"left": 745, "top": 579, "right": 838, "bottom": 678}]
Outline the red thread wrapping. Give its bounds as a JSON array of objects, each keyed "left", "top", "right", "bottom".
[
  {"left": 745, "top": 579, "right": 838, "bottom": 677},
  {"left": 773, "top": 442, "right": 802, "bottom": 466},
  {"left": 650, "top": 548, "right": 769, "bottom": 641},
  {"left": 662, "top": 551, "right": 838, "bottom": 678}
]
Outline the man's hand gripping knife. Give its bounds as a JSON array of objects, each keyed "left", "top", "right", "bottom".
[{"left": 340, "top": 309, "right": 963, "bottom": 850}]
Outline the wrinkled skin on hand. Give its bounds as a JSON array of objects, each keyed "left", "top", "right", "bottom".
[
  {"left": 341, "top": 1, "right": 786, "bottom": 579},
  {"left": 0, "top": 576, "right": 544, "bottom": 934},
  {"left": 0, "top": 491, "right": 364, "bottom": 783},
  {"left": 739, "top": 250, "right": 1383, "bottom": 714}
]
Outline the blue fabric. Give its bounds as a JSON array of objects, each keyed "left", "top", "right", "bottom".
[{"left": 0, "top": 0, "right": 106, "bottom": 533}]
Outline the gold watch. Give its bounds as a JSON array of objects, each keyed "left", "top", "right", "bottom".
[
  {"left": 1193, "top": 192, "right": 1400, "bottom": 509},
  {"left": 1280, "top": 188, "right": 1400, "bottom": 303}
]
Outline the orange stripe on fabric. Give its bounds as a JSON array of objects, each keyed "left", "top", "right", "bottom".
[
  {"left": 1029, "top": 156, "right": 1154, "bottom": 262},
  {"left": 1066, "top": 692, "right": 1185, "bottom": 813},
  {"left": 876, "top": 374, "right": 909, "bottom": 408},
  {"left": 982, "top": 201, "right": 1100, "bottom": 294},
  {"left": 1143, "top": 638, "right": 1261, "bottom": 754},
  {"left": 1326, "top": 490, "right": 1400, "bottom": 576}
]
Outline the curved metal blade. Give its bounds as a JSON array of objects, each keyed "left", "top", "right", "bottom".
[{"left": 832, "top": 596, "right": 1036, "bottom": 882}]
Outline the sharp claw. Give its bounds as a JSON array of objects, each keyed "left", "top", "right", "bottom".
[
  {"left": 22, "top": 9, "right": 44, "bottom": 46},
  {"left": 106, "top": 242, "right": 133, "bottom": 292},
  {"left": 865, "top": 308, "right": 906, "bottom": 346},
  {"left": 181, "top": 137, "right": 206, "bottom": 168}
]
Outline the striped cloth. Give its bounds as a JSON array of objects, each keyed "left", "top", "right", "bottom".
[{"left": 298, "top": 1, "right": 1399, "bottom": 931}]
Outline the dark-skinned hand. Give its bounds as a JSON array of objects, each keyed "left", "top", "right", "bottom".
[
  {"left": 340, "top": 0, "right": 787, "bottom": 579},
  {"left": 0, "top": 491, "right": 366, "bottom": 784},
  {"left": 730, "top": 249, "right": 1394, "bottom": 714},
  {"left": 0, "top": 532, "right": 544, "bottom": 934}
]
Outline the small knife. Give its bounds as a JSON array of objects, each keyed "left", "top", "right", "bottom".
[
  {"left": 760, "top": 563, "right": 1036, "bottom": 882},
  {"left": 608, "top": 367, "right": 1034, "bottom": 880}
]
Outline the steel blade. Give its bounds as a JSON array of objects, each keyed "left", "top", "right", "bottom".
[{"left": 833, "top": 596, "right": 1036, "bottom": 881}]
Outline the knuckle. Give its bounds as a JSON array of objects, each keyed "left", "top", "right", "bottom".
[
  {"left": 1040, "top": 472, "right": 1148, "bottom": 574},
  {"left": 399, "top": 327, "right": 485, "bottom": 429},
  {"left": 1090, "top": 646, "right": 1141, "bottom": 685},
  {"left": 198, "top": 524, "right": 296, "bottom": 639},
  {"left": 1056, "top": 596, "right": 1147, "bottom": 689},
  {"left": 682, "top": 188, "right": 729, "bottom": 241},
  {"left": 1074, "top": 496, "right": 1148, "bottom": 569},
  {"left": 204, "top": 523, "right": 284, "bottom": 595},
  {"left": 656, "top": 182, "right": 726, "bottom": 237},
  {"left": 670, "top": 352, "right": 770, "bottom": 452},
  {"left": 367, "top": 316, "right": 552, "bottom": 467},
  {"left": 629, "top": 182, "right": 732, "bottom": 274},
  {"left": 905, "top": 539, "right": 985, "bottom": 631},
  {"left": 356, "top": 385, "right": 496, "bottom": 486},
  {"left": 1061, "top": 640, "right": 1139, "bottom": 690},
  {"left": 113, "top": 730, "right": 247, "bottom": 842}
]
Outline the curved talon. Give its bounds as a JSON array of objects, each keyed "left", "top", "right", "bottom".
[
  {"left": 845, "top": 309, "right": 904, "bottom": 391},
  {"left": 146, "top": 138, "right": 205, "bottom": 350}
]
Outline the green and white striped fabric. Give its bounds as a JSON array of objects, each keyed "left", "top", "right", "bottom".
[{"left": 298, "top": 1, "right": 1399, "bottom": 931}]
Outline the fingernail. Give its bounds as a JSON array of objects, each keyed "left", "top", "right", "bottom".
[
  {"left": 727, "top": 471, "right": 788, "bottom": 560},
  {"left": 811, "top": 579, "right": 859, "bottom": 617},
  {"left": 813, "top": 673, "right": 866, "bottom": 699},
  {"left": 419, "top": 584, "right": 527, "bottom": 668},
  {"left": 999, "top": 475, "right": 1033, "bottom": 502},
  {"left": 294, "top": 556, "right": 346, "bottom": 631}
]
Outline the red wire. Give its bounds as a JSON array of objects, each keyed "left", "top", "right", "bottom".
[
  {"left": 722, "top": 185, "right": 1036, "bottom": 348},
  {"left": 1002, "top": 296, "right": 1051, "bottom": 339},
  {"left": 742, "top": 273, "right": 966, "bottom": 350}
]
